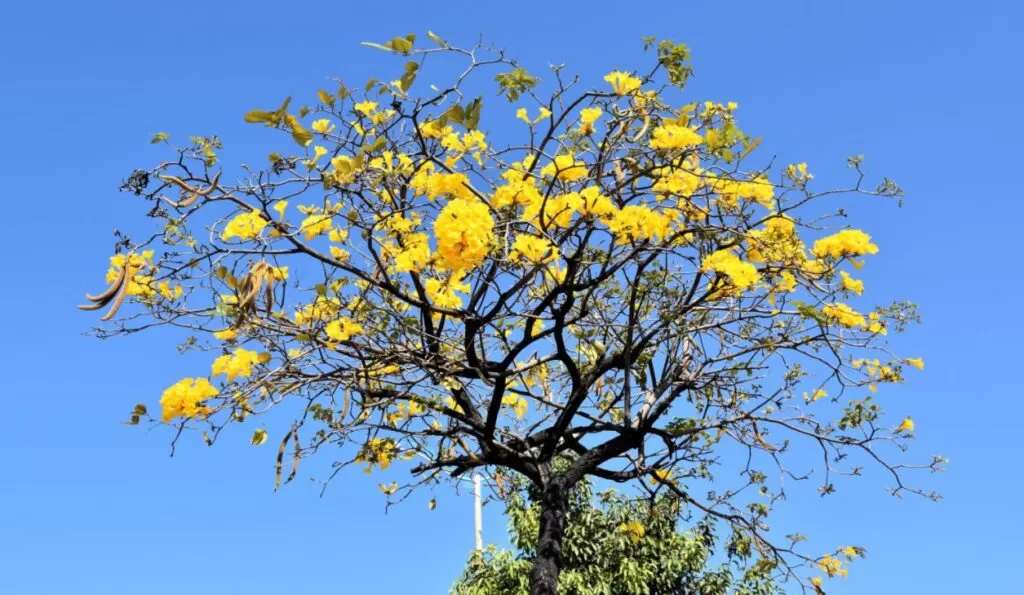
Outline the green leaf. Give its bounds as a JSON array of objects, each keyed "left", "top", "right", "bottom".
[
  {"left": 244, "top": 110, "right": 276, "bottom": 124},
  {"left": 286, "top": 115, "right": 313, "bottom": 147},
  {"left": 361, "top": 41, "right": 394, "bottom": 53},
  {"left": 361, "top": 135, "right": 387, "bottom": 154},
  {"left": 465, "top": 96, "right": 482, "bottom": 130},
  {"left": 739, "top": 136, "right": 762, "bottom": 161},
  {"left": 494, "top": 67, "right": 539, "bottom": 102},
  {"left": 427, "top": 30, "right": 445, "bottom": 47},
  {"left": 317, "top": 89, "right": 335, "bottom": 107},
  {"left": 399, "top": 61, "right": 419, "bottom": 92},
  {"left": 150, "top": 132, "right": 170, "bottom": 144},
  {"left": 388, "top": 34, "right": 415, "bottom": 54},
  {"left": 251, "top": 428, "right": 269, "bottom": 446}
]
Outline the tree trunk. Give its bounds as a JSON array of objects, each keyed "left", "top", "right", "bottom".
[{"left": 529, "top": 479, "right": 569, "bottom": 595}]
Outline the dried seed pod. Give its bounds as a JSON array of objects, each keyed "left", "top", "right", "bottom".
[{"left": 158, "top": 171, "right": 222, "bottom": 207}]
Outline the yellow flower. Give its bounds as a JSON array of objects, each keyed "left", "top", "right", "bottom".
[
  {"left": 501, "top": 394, "right": 528, "bottom": 419},
  {"left": 649, "top": 124, "right": 703, "bottom": 150},
  {"left": 817, "top": 554, "right": 847, "bottom": 578},
  {"left": 746, "top": 215, "right": 806, "bottom": 265},
  {"left": 904, "top": 358, "right": 924, "bottom": 370},
  {"left": 378, "top": 482, "right": 399, "bottom": 495},
  {"left": 156, "top": 280, "right": 182, "bottom": 300},
  {"left": 311, "top": 119, "right": 335, "bottom": 135},
  {"left": 619, "top": 521, "right": 645, "bottom": 543},
  {"left": 272, "top": 201, "right": 288, "bottom": 220},
  {"left": 425, "top": 272, "right": 471, "bottom": 309},
  {"left": 712, "top": 177, "right": 775, "bottom": 209},
  {"left": 355, "top": 437, "right": 398, "bottom": 473},
  {"left": 294, "top": 296, "right": 343, "bottom": 325},
  {"left": 213, "top": 328, "right": 238, "bottom": 341},
  {"left": 804, "top": 388, "right": 828, "bottom": 403},
  {"left": 648, "top": 469, "right": 674, "bottom": 485},
  {"left": 516, "top": 107, "right": 551, "bottom": 125},
  {"left": 433, "top": 198, "right": 494, "bottom": 271},
  {"left": 701, "top": 250, "right": 760, "bottom": 290},
  {"left": 509, "top": 234, "right": 559, "bottom": 265},
  {"left": 222, "top": 209, "right": 268, "bottom": 241},
  {"left": 325, "top": 317, "right": 364, "bottom": 342},
  {"left": 604, "top": 71, "right": 642, "bottom": 95},
  {"left": 299, "top": 214, "right": 333, "bottom": 239},
  {"left": 812, "top": 230, "right": 879, "bottom": 259},
  {"left": 775, "top": 271, "right": 797, "bottom": 293},
  {"left": 354, "top": 100, "right": 378, "bottom": 116},
  {"left": 578, "top": 107, "right": 602, "bottom": 134},
  {"left": 821, "top": 303, "right": 867, "bottom": 328},
  {"left": 603, "top": 204, "right": 673, "bottom": 244},
  {"left": 896, "top": 417, "right": 915, "bottom": 433},
  {"left": 839, "top": 270, "right": 864, "bottom": 295},
  {"left": 160, "top": 377, "right": 217, "bottom": 422},
  {"left": 211, "top": 348, "right": 264, "bottom": 382},
  {"left": 540, "top": 154, "right": 588, "bottom": 181}
]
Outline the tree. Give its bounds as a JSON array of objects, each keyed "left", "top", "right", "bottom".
[
  {"left": 453, "top": 475, "right": 781, "bottom": 595},
  {"left": 82, "top": 33, "right": 942, "bottom": 594}
]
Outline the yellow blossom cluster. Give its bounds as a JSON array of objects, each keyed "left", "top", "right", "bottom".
[
  {"left": 540, "top": 154, "right": 588, "bottom": 181},
  {"left": 425, "top": 272, "right": 471, "bottom": 310},
  {"left": 619, "top": 520, "right": 646, "bottom": 543},
  {"left": 501, "top": 394, "right": 528, "bottom": 418},
  {"left": 433, "top": 197, "right": 495, "bottom": 271},
  {"left": 649, "top": 123, "right": 703, "bottom": 150},
  {"left": 821, "top": 303, "right": 866, "bottom": 328},
  {"left": 701, "top": 249, "right": 760, "bottom": 290},
  {"left": 516, "top": 107, "right": 552, "bottom": 126},
  {"left": 712, "top": 176, "right": 775, "bottom": 209},
  {"left": 212, "top": 348, "right": 266, "bottom": 382},
  {"left": 746, "top": 216, "right": 807, "bottom": 266},
  {"left": 222, "top": 210, "right": 269, "bottom": 241},
  {"left": 353, "top": 100, "right": 395, "bottom": 126},
  {"left": 509, "top": 234, "right": 559, "bottom": 265},
  {"left": 818, "top": 554, "right": 848, "bottom": 578},
  {"left": 839, "top": 270, "right": 864, "bottom": 295},
  {"left": 604, "top": 204, "right": 675, "bottom": 244},
  {"left": 410, "top": 163, "right": 477, "bottom": 201},
  {"left": 160, "top": 377, "right": 217, "bottom": 422},
  {"left": 812, "top": 230, "right": 879, "bottom": 259},
  {"left": 578, "top": 107, "right": 602, "bottom": 134},
  {"left": 106, "top": 251, "right": 156, "bottom": 298},
  {"left": 294, "top": 296, "right": 343, "bottom": 326},
  {"left": 604, "top": 71, "right": 642, "bottom": 95},
  {"left": 325, "top": 317, "right": 364, "bottom": 342},
  {"left": 356, "top": 437, "right": 398, "bottom": 473},
  {"left": 299, "top": 213, "right": 333, "bottom": 240}
]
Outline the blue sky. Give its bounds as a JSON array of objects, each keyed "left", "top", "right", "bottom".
[{"left": 1, "top": 1, "right": 1021, "bottom": 593}]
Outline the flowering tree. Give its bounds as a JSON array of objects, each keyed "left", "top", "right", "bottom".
[{"left": 83, "top": 34, "right": 941, "bottom": 594}]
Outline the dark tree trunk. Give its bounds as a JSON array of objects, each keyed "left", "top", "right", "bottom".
[{"left": 529, "top": 479, "right": 569, "bottom": 595}]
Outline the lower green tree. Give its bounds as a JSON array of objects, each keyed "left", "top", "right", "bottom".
[{"left": 453, "top": 475, "right": 781, "bottom": 595}]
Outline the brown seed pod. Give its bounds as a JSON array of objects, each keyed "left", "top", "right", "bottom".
[
  {"left": 158, "top": 171, "right": 222, "bottom": 208},
  {"left": 83, "top": 264, "right": 127, "bottom": 303}
]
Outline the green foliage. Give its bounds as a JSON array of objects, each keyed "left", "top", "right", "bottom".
[
  {"left": 452, "top": 478, "right": 781, "bottom": 595},
  {"left": 495, "top": 67, "right": 540, "bottom": 101}
]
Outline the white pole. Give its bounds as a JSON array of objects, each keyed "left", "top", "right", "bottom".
[{"left": 472, "top": 472, "right": 483, "bottom": 551}]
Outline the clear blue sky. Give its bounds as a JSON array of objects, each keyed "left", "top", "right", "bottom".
[{"left": 1, "top": 1, "right": 1020, "bottom": 593}]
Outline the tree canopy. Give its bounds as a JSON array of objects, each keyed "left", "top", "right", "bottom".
[
  {"left": 454, "top": 476, "right": 780, "bottom": 595},
  {"left": 82, "top": 33, "right": 941, "bottom": 594}
]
